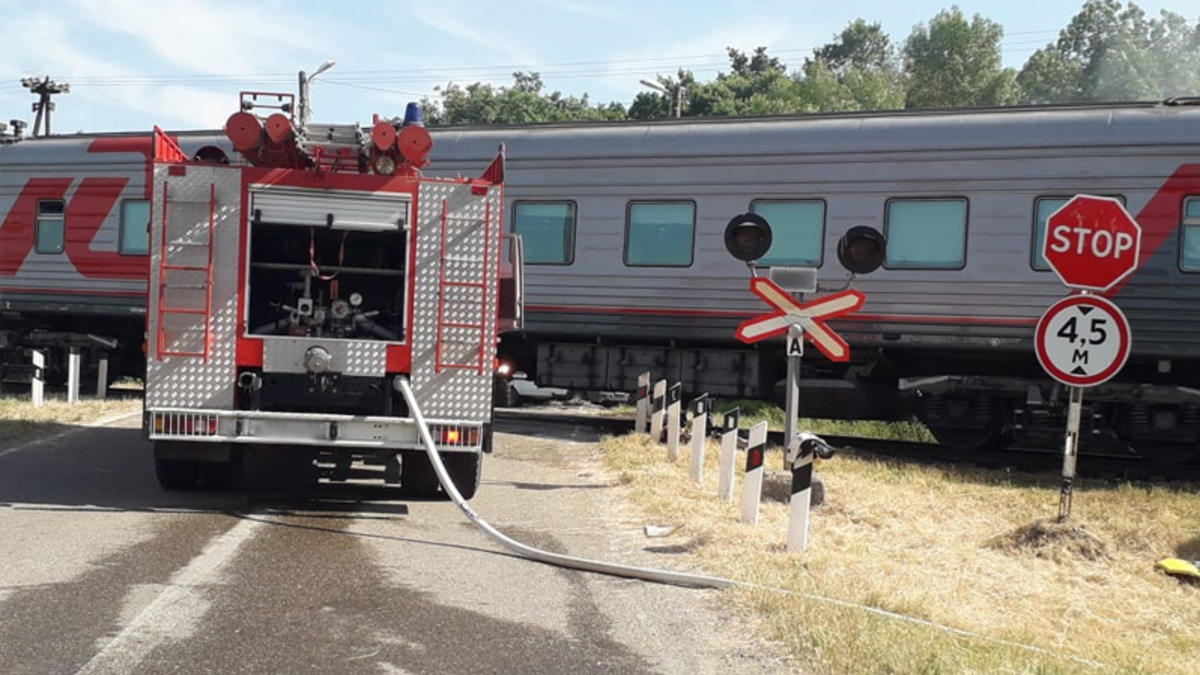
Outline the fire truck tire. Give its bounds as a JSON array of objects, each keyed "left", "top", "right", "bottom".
[
  {"left": 443, "top": 452, "right": 482, "bottom": 500},
  {"left": 401, "top": 450, "right": 442, "bottom": 499},
  {"left": 154, "top": 458, "right": 200, "bottom": 490},
  {"left": 401, "top": 450, "right": 482, "bottom": 500}
]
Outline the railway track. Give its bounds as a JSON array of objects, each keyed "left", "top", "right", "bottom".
[{"left": 493, "top": 408, "right": 1200, "bottom": 482}]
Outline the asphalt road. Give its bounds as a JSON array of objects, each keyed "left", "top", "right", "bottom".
[{"left": 0, "top": 415, "right": 788, "bottom": 675}]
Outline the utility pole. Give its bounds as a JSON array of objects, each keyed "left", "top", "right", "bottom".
[
  {"left": 21, "top": 76, "right": 69, "bottom": 137},
  {"left": 639, "top": 79, "right": 687, "bottom": 118},
  {"left": 298, "top": 60, "right": 336, "bottom": 128}
]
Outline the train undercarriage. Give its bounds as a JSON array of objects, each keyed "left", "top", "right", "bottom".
[{"left": 502, "top": 335, "right": 1200, "bottom": 465}]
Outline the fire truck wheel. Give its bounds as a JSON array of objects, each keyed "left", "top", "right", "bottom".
[
  {"left": 443, "top": 452, "right": 482, "bottom": 500},
  {"left": 401, "top": 451, "right": 442, "bottom": 499},
  {"left": 155, "top": 458, "right": 199, "bottom": 490}
]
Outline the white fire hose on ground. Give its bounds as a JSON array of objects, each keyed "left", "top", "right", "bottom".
[
  {"left": 395, "top": 377, "right": 1106, "bottom": 667},
  {"left": 397, "top": 377, "right": 733, "bottom": 589}
]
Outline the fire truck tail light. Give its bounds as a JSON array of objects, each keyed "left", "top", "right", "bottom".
[
  {"left": 153, "top": 412, "right": 219, "bottom": 437},
  {"left": 432, "top": 425, "right": 479, "bottom": 447}
]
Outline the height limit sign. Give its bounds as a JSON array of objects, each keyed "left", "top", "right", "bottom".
[{"left": 1035, "top": 294, "right": 1131, "bottom": 388}]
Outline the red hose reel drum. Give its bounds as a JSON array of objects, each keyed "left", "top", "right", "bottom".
[
  {"left": 397, "top": 125, "right": 433, "bottom": 166},
  {"left": 225, "top": 111, "right": 264, "bottom": 152}
]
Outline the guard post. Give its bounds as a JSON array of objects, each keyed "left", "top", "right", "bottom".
[
  {"left": 96, "top": 354, "right": 109, "bottom": 400},
  {"left": 739, "top": 421, "right": 768, "bottom": 524},
  {"left": 717, "top": 407, "right": 740, "bottom": 502},
  {"left": 67, "top": 347, "right": 80, "bottom": 405},
  {"left": 788, "top": 431, "right": 836, "bottom": 551},
  {"left": 689, "top": 393, "right": 709, "bottom": 483},
  {"left": 666, "top": 382, "right": 682, "bottom": 462},
  {"left": 635, "top": 371, "right": 650, "bottom": 434},
  {"left": 30, "top": 349, "right": 45, "bottom": 408},
  {"left": 649, "top": 379, "right": 667, "bottom": 443}
]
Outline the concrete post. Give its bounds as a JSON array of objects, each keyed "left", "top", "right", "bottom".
[
  {"left": 67, "top": 348, "right": 80, "bottom": 404},
  {"left": 30, "top": 349, "right": 45, "bottom": 408}
]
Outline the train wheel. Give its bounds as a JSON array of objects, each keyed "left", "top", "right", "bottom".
[
  {"left": 1130, "top": 441, "right": 1200, "bottom": 465},
  {"left": 926, "top": 425, "right": 1007, "bottom": 452}
]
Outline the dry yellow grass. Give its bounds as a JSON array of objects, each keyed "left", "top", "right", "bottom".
[
  {"left": 601, "top": 432, "right": 1200, "bottom": 675},
  {"left": 0, "top": 395, "right": 141, "bottom": 448}
]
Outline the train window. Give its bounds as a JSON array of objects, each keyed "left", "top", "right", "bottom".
[
  {"left": 512, "top": 201, "right": 575, "bottom": 265},
  {"left": 119, "top": 200, "right": 151, "bottom": 255},
  {"left": 624, "top": 201, "right": 695, "bottom": 267},
  {"left": 750, "top": 200, "right": 825, "bottom": 266},
  {"left": 34, "top": 200, "right": 65, "bottom": 254},
  {"left": 1033, "top": 195, "right": 1125, "bottom": 270},
  {"left": 883, "top": 198, "right": 967, "bottom": 269},
  {"left": 1181, "top": 197, "right": 1200, "bottom": 271}
]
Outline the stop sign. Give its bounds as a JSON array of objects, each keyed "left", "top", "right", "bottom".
[{"left": 1043, "top": 195, "right": 1142, "bottom": 292}]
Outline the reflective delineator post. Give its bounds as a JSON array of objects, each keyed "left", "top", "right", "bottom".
[
  {"left": 67, "top": 347, "right": 80, "bottom": 405},
  {"left": 788, "top": 433, "right": 816, "bottom": 551},
  {"left": 689, "top": 394, "right": 709, "bottom": 484},
  {"left": 96, "top": 355, "right": 109, "bottom": 400},
  {"left": 783, "top": 323, "right": 803, "bottom": 469},
  {"left": 30, "top": 349, "right": 45, "bottom": 408},
  {"left": 739, "top": 421, "right": 768, "bottom": 524},
  {"left": 666, "top": 383, "right": 682, "bottom": 462},
  {"left": 717, "top": 408, "right": 740, "bottom": 502},
  {"left": 1059, "top": 385, "right": 1084, "bottom": 521},
  {"left": 649, "top": 379, "right": 667, "bottom": 443},
  {"left": 635, "top": 371, "right": 650, "bottom": 434}
]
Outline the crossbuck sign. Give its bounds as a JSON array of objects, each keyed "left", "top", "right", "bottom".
[{"left": 735, "top": 277, "right": 866, "bottom": 362}]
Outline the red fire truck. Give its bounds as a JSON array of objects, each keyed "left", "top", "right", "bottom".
[{"left": 145, "top": 92, "right": 520, "bottom": 498}]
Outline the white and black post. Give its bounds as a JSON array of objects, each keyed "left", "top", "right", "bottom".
[
  {"left": 1059, "top": 385, "right": 1084, "bottom": 520},
  {"left": 635, "top": 371, "right": 651, "bottom": 434},
  {"left": 717, "top": 408, "right": 740, "bottom": 502},
  {"left": 787, "top": 432, "right": 819, "bottom": 551},
  {"left": 689, "top": 394, "right": 709, "bottom": 484},
  {"left": 649, "top": 379, "right": 667, "bottom": 442},
  {"left": 67, "top": 347, "right": 80, "bottom": 405},
  {"left": 30, "top": 349, "right": 45, "bottom": 408},
  {"left": 666, "top": 383, "right": 682, "bottom": 462},
  {"left": 739, "top": 421, "right": 769, "bottom": 524}
]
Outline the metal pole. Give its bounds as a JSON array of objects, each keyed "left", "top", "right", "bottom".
[
  {"left": 1058, "top": 385, "right": 1084, "bottom": 521},
  {"left": 96, "top": 356, "right": 108, "bottom": 400},
  {"left": 298, "top": 70, "right": 309, "bottom": 127},
  {"left": 784, "top": 324, "right": 803, "bottom": 469}
]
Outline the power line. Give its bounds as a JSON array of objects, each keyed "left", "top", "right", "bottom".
[{"left": 30, "top": 31, "right": 1066, "bottom": 87}]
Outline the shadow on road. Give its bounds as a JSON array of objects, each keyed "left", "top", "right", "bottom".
[{"left": 0, "top": 425, "right": 435, "bottom": 515}]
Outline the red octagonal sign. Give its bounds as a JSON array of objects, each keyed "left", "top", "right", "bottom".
[{"left": 1043, "top": 195, "right": 1142, "bottom": 292}]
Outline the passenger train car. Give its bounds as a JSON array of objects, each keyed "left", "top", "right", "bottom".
[{"left": 3, "top": 101, "right": 1199, "bottom": 461}]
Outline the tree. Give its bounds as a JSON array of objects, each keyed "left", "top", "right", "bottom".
[
  {"left": 1017, "top": 0, "right": 1200, "bottom": 103},
  {"left": 903, "top": 6, "right": 1017, "bottom": 108},
  {"left": 803, "top": 20, "right": 906, "bottom": 112},
  {"left": 423, "top": 72, "right": 626, "bottom": 126}
]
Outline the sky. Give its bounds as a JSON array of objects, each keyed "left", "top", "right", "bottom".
[{"left": 1, "top": 0, "right": 1198, "bottom": 133}]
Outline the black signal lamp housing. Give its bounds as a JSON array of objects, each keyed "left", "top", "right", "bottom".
[
  {"left": 723, "top": 213, "right": 773, "bottom": 262},
  {"left": 837, "top": 226, "right": 886, "bottom": 275}
]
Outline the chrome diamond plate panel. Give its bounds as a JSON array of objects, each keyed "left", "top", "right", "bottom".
[
  {"left": 261, "top": 338, "right": 387, "bottom": 377},
  {"left": 411, "top": 182, "right": 501, "bottom": 421},
  {"left": 146, "top": 165, "right": 241, "bottom": 409}
]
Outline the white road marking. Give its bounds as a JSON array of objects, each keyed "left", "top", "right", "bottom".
[
  {"left": 71, "top": 516, "right": 263, "bottom": 675},
  {"left": 0, "top": 410, "right": 141, "bottom": 459}
]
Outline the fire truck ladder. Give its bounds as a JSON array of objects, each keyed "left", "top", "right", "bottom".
[
  {"left": 156, "top": 181, "right": 217, "bottom": 362},
  {"left": 434, "top": 199, "right": 493, "bottom": 374}
]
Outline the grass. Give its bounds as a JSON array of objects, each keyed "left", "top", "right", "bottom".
[
  {"left": 600, "top": 432, "right": 1200, "bottom": 675},
  {"left": 0, "top": 395, "right": 141, "bottom": 448}
]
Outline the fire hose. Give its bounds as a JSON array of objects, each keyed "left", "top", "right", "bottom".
[
  {"left": 396, "top": 377, "right": 734, "bottom": 589},
  {"left": 395, "top": 376, "right": 1109, "bottom": 667}
]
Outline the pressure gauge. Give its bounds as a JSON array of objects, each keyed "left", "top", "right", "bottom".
[{"left": 349, "top": 292, "right": 363, "bottom": 307}]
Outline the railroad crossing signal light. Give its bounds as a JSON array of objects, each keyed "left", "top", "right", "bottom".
[
  {"left": 837, "top": 226, "right": 886, "bottom": 275},
  {"left": 723, "top": 213, "right": 773, "bottom": 262}
]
